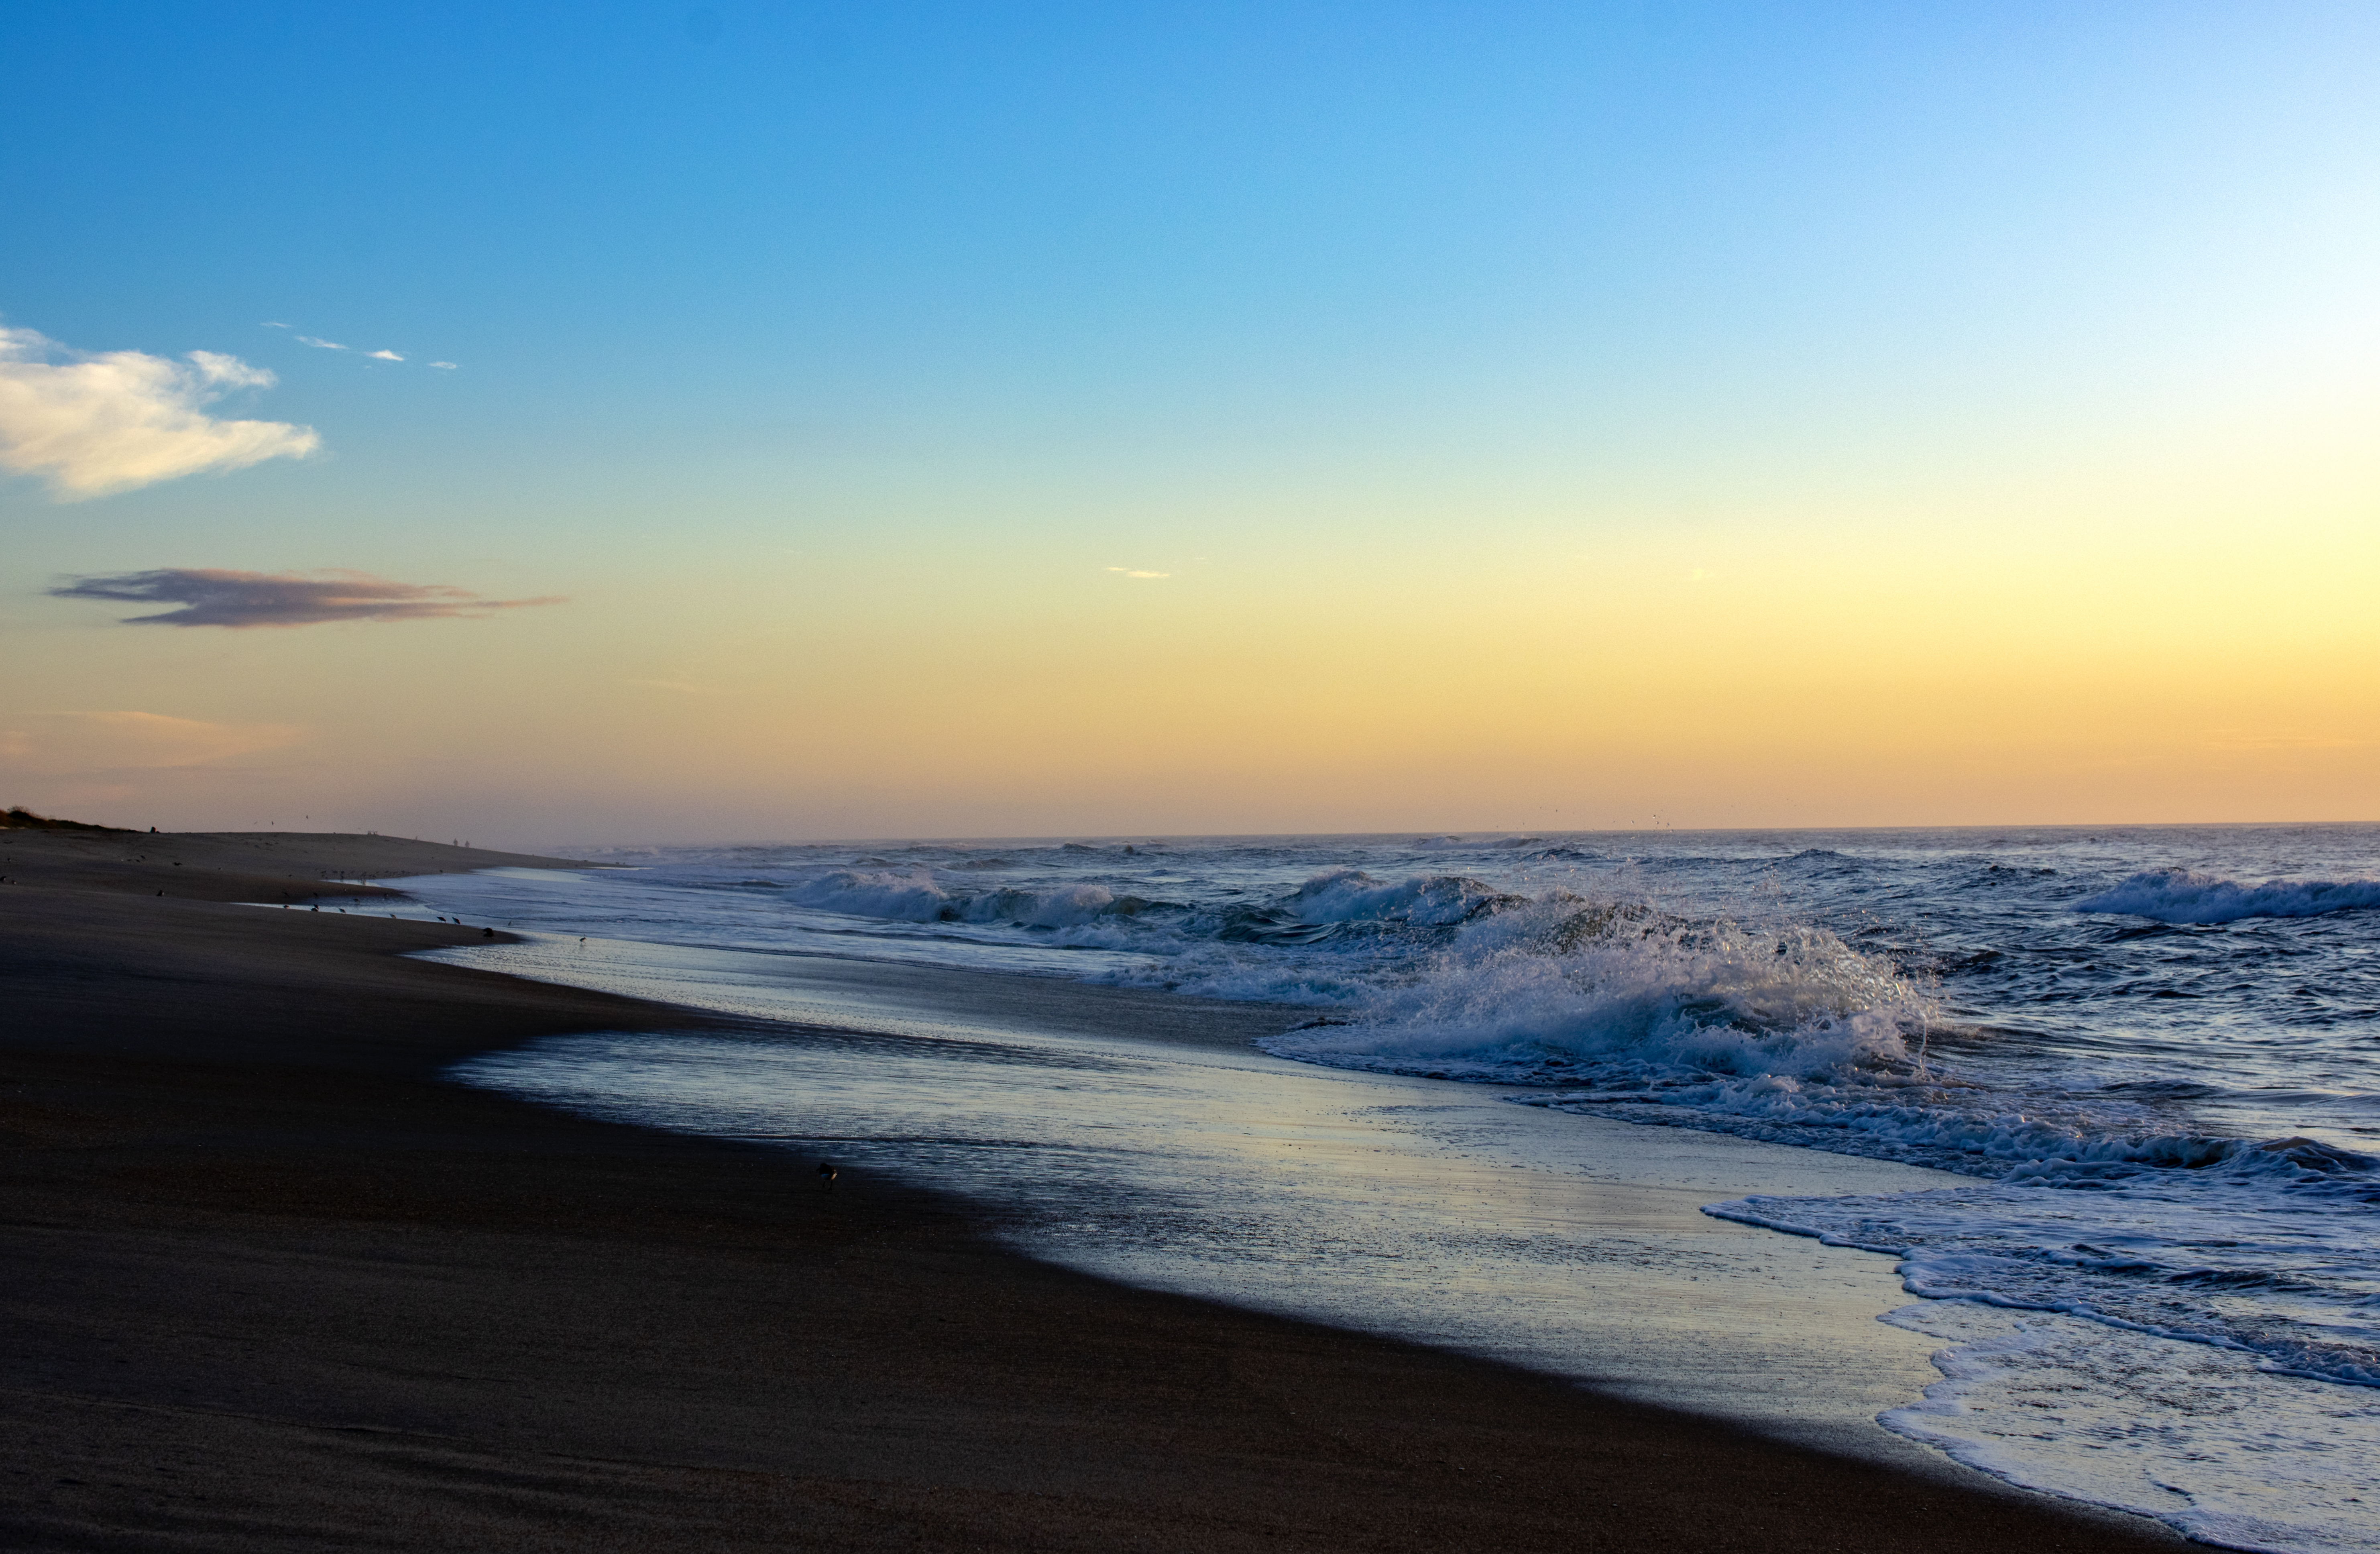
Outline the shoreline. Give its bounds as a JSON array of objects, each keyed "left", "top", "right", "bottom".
[
  {"left": 1, "top": 833, "right": 2187, "bottom": 1550},
  {"left": 417, "top": 923, "right": 1991, "bottom": 1463}
]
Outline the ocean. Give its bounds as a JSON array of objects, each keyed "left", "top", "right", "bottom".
[{"left": 365, "top": 824, "right": 2380, "bottom": 1552}]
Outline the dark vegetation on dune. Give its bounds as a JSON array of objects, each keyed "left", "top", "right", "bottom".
[{"left": 2, "top": 805, "right": 125, "bottom": 832}]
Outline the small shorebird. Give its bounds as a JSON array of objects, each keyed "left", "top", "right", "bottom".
[{"left": 817, "top": 1161, "right": 839, "bottom": 1189}]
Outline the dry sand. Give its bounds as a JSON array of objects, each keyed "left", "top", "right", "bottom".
[{"left": 0, "top": 831, "right": 2185, "bottom": 1551}]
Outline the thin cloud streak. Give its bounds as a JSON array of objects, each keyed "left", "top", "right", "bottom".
[
  {"left": 0, "top": 710, "right": 302, "bottom": 775},
  {"left": 0, "top": 326, "right": 319, "bottom": 499},
  {"left": 269, "top": 323, "right": 453, "bottom": 369},
  {"left": 1105, "top": 566, "right": 1170, "bottom": 579},
  {"left": 49, "top": 567, "right": 566, "bottom": 628}
]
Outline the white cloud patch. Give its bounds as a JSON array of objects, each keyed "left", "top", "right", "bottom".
[
  {"left": 1105, "top": 566, "right": 1170, "bottom": 579},
  {"left": 295, "top": 335, "right": 347, "bottom": 350},
  {"left": 365, "top": 349, "right": 404, "bottom": 361},
  {"left": 429, "top": 361, "right": 458, "bottom": 370},
  {"left": 0, "top": 710, "right": 302, "bottom": 777},
  {"left": 0, "top": 326, "right": 321, "bottom": 500},
  {"left": 262, "top": 321, "right": 291, "bottom": 329},
  {"left": 51, "top": 567, "right": 566, "bottom": 628},
  {"left": 185, "top": 351, "right": 275, "bottom": 389}
]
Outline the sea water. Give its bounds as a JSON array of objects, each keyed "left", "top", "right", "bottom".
[{"left": 383, "top": 824, "right": 2380, "bottom": 1552}]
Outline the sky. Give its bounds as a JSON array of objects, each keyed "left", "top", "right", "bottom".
[{"left": 2, "top": 1, "right": 2375, "bottom": 845}]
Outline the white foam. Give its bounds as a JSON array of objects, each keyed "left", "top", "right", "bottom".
[
  {"left": 2074, "top": 868, "right": 2380, "bottom": 924},
  {"left": 1709, "top": 1147, "right": 2380, "bottom": 1391},
  {"left": 1259, "top": 898, "right": 1928, "bottom": 1086},
  {"left": 788, "top": 867, "right": 951, "bottom": 921},
  {"left": 1879, "top": 1301, "right": 2380, "bottom": 1554},
  {"left": 786, "top": 868, "right": 1124, "bottom": 931},
  {"left": 1284, "top": 868, "right": 1520, "bottom": 926},
  {"left": 1015, "top": 880, "right": 1118, "bottom": 928}
]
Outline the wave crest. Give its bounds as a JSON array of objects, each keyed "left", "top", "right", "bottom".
[
  {"left": 2074, "top": 868, "right": 2380, "bottom": 925},
  {"left": 1287, "top": 869, "right": 1527, "bottom": 926},
  {"left": 788, "top": 869, "right": 1129, "bottom": 929},
  {"left": 1262, "top": 901, "right": 1929, "bottom": 1090}
]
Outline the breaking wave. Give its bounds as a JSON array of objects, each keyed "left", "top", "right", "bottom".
[
  {"left": 2074, "top": 868, "right": 2380, "bottom": 925},
  {"left": 788, "top": 868, "right": 1140, "bottom": 929},
  {"left": 1252, "top": 882, "right": 2380, "bottom": 1408},
  {"left": 1261, "top": 898, "right": 1930, "bottom": 1090}
]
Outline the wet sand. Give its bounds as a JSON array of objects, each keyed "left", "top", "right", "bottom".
[
  {"left": 0, "top": 831, "right": 2185, "bottom": 1550},
  {"left": 430, "top": 930, "right": 1990, "bottom": 1459}
]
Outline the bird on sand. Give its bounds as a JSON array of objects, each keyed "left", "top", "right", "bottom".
[{"left": 817, "top": 1162, "right": 839, "bottom": 1188}]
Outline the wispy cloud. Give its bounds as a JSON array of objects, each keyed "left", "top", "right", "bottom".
[
  {"left": 0, "top": 710, "right": 301, "bottom": 776},
  {"left": 1105, "top": 566, "right": 1170, "bottom": 579},
  {"left": 50, "top": 567, "right": 566, "bottom": 628},
  {"left": 0, "top": 326, "right": 320, "bottom": 499},
  {"left": 271, "top": 322, "right": 453, "bottom": 370}
]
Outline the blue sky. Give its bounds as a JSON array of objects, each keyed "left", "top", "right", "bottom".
[{"left": 3, "top": 2, "right": 2375, "bottom": 839}]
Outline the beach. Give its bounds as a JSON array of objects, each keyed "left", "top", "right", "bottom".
[{"left": 0, "top": 831, "right": 2188, "bottom": 1550}]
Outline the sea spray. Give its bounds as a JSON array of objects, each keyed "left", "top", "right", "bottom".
[{"left": 1260, "top": 893, "right": 1928, "bottom": 1088}]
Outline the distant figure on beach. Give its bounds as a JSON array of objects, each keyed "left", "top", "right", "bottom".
[
  {"left": 817, "top": 1162, "right": 839, "bottom": 1189},
  {"left": 481, "top": 927, "right": 495, "bottom": 937}
]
